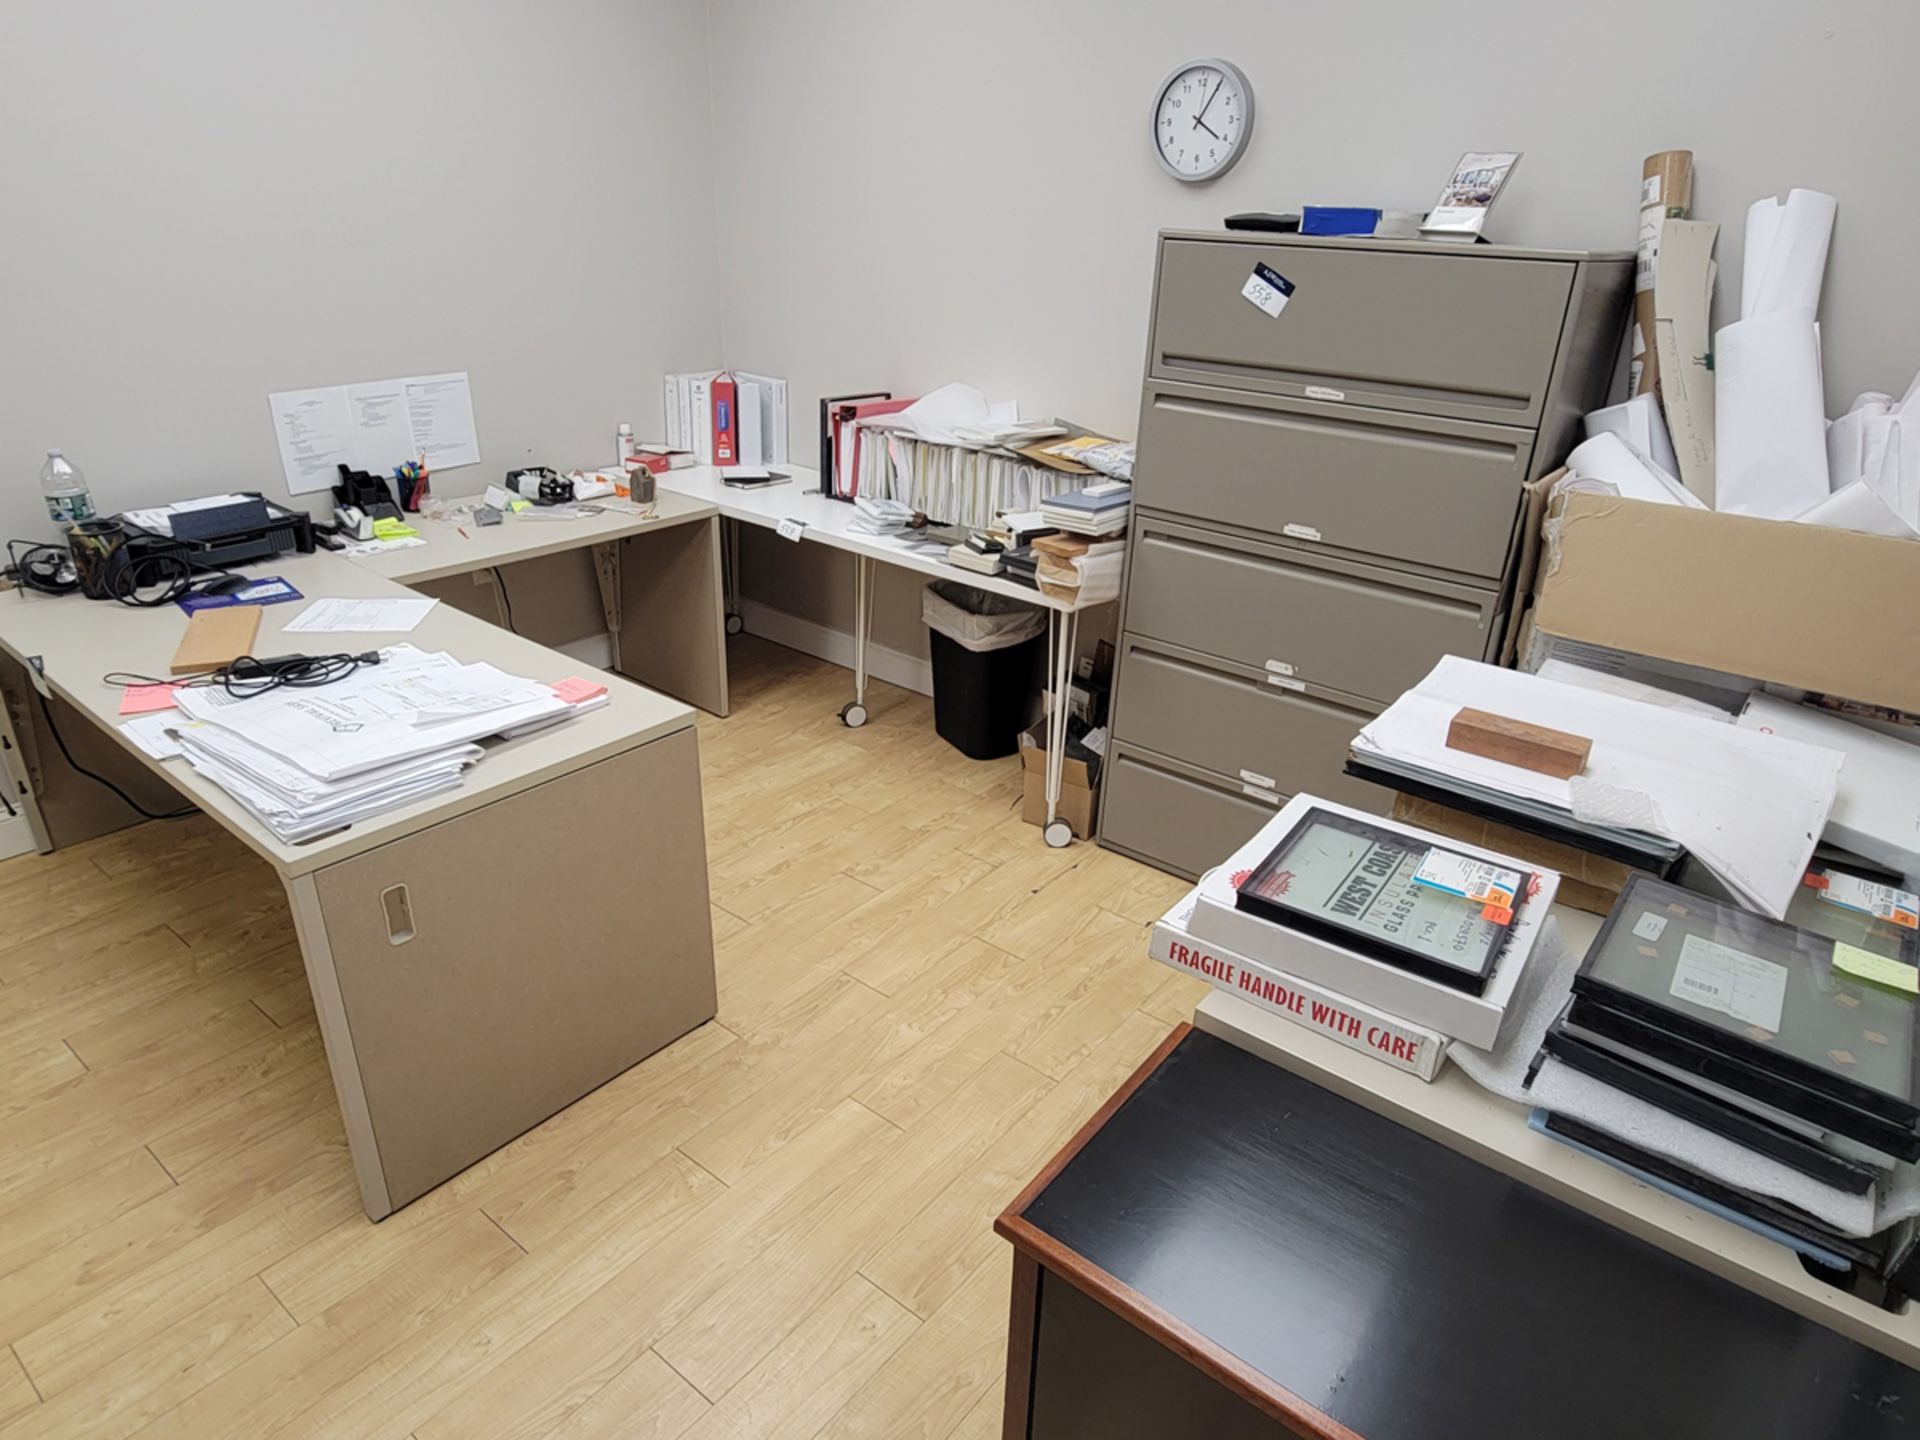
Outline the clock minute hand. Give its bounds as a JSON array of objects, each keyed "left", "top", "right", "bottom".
[{"left": 1194, "top": 75, "right": 1225, "bottom": 125}]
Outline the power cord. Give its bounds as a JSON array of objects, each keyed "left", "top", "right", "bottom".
[
  {"left": 104, "top": 651, "right": 384, "bottom": 700},
  {"left": 36, "top": 692, "right": 197, "bottom": 822}
]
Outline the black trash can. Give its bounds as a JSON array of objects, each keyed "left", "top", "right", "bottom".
[{"left": 922, "top": 581, "right": 1047, "bottom": 760}]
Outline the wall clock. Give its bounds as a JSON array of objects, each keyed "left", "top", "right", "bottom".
[{"left": 1152, "top": 58, "right": 1254, "bottom": 182}]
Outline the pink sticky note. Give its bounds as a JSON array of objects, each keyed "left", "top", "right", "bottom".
[
  {"left": 550, "top": 676, "right": 608, "bottom": 705},
  {"left": 120, "top": 683, "right": 181, "bottom": 716}
]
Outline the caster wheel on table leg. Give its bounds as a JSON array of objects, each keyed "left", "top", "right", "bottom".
[
  {"left": 725, "top": 612, "right": 744, "bottom": 636},
  {"left": 1043, "top": 819, "right": 1074, "bottom": 849},
  {"left": 840, "top": 702, "right": 869, "bottom": 729}
]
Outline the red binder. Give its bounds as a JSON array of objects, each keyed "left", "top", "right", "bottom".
[
  {"left": 711, "top": 372, "right": 738, "bottom": 466},
  {"left": 830, "top": 395, "right": 916, "bottom": 498}
]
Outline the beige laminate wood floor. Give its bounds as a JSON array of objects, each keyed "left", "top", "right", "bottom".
[{"left": 0, "top": 636, "right": 1203, "bottom": 1440}]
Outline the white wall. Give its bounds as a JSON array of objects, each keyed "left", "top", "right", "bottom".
[
  {"left": 707, "top": 0, "right": 1920, "bottom": 444},
  {"left": 0, "top": 0, "right": 722, "bottom": 543}
]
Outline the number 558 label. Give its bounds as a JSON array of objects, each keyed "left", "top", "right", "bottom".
[{"left": 1241, "top": 262, "right": 1295, "bottom": 318}]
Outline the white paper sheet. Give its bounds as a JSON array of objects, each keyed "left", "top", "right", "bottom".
[
  {"left": 1583, "top": 393, "right": 1679, "bottom": 480},
  {"left": 1351, "top": 657, "right": 1844, "bottom": 918},
  {"left": 268, "top": 387, "right": 357, "bottom": 495},
  {"left": 268, "top": 371, "right": 480, "bottom": 495},
  {"left": 1826, "top": 392, "right": 1896, "bottom": 491},
  {"left": 1796, "top": 478, "right": 1916, "bottom": 537},
  {"left": 1714, "top": 308, "right": 1831, "bottom": 517},
  {"left": 403, "top": 372, "right": 481, "bottom": 471},
  {"left": 120, "top": 712, "right": 185, "bottom": 760},
  {"left": 281, "top": 597, "right": 439, "bottom": 634},
  {"left": 1563, "top": 433, "right": 1703, "bottom": 508},
  {"left": 1741, "top": 188, "right": 1837, "bottom": 319}
]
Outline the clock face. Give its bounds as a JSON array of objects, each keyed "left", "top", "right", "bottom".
[{"left": 1153, "top": 59, "right": 1253, "bottom": 182}]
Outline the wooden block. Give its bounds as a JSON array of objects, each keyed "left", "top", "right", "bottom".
[
  {"left": 171, "top": 606, "right": 262, "bottom": 675},
  {"left": 1445, "top": 707, "right": 1592, "bottom": 779}
]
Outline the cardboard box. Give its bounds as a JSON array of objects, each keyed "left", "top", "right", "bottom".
[
  {"left": 1151, "top": 889, "right": 1448, "bottom": 1079},
  {"left": 1530, "top": 491, "right": 1920, "bottom": 714},
  {"left": 1186, "top": 794, "right": 1561, "bottom": 1048},
  {"left": 1019, "top": 721, "right": 1096, "bottom": 839},
  {"left": 1389, "top": 793, "right": 1642, "bottom": 916}
]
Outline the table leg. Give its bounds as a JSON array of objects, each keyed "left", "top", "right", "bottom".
[
  {"left": 1042, "top": 608, "right": 1079, "bottom": 849},
  {"left": 841, "top": 553, "right": 873, "bottom": 728}
]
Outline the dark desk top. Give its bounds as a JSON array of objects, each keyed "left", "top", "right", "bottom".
[{"left": 1000, "top": 1026, "right": 1919, "bottom": 1440}]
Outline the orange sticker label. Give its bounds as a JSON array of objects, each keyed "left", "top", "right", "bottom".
[{"left": 1480, "top": 904, "right": 1514, "bottom": 925}]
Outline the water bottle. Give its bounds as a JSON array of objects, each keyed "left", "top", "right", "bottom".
[{"left": 39, "top": 450, "right": 95, "bottom": 527}]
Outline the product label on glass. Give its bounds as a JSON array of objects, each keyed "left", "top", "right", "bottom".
[
  {"left": 1244, "top": 821, "right": 1506, "bottom": 975},
  {"left": 1632, "top": 912, "right": 1669, "bottom": 942},
  {"left": 1669, "top": 935, "right": 1788, "bottom": 1033},
  {"left": 1411, "top": 852, "right": 1523, "bottom": 908},
  {"left": 1822, "top": 875, "right": 1920, "bottom": 930}
]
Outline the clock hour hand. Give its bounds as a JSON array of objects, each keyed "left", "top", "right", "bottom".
[{"left": 1191, "top": 116, "right": 1221, "bottom": 140}]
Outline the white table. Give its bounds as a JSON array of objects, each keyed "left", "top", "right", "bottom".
[
  {"left": 348, "top": 490, "right": 729, "bottom": 717},
  {"left": 663, "top": 465, "right": 1110, "bottom": 847},
  {"left": 0, "top": 551, "right": 719, "bottom": 1219},
  {"left": 1192, "top": 906, "right": 1920, "bottom": 1369}
]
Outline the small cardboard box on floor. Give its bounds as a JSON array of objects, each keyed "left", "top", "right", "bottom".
[
  {"left": 1185, "top": 794, "right": 1560, "bottom": 1049},
  {"left": 1018, "top": 720, "right": 1095, "bottom": 839},
  {"left": 1522, "top": 491, "right": 1920, "bottom": 715}
]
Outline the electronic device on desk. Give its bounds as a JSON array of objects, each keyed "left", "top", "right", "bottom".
[
  {"left": 504, "top": 467, "right": 574, "bottom": 505},
  {"left": 1224, "top": 212, "right": 1301, "bottom": 232},
  {"left": 120, "top": 495, "right": 316, "bottom": 572}
]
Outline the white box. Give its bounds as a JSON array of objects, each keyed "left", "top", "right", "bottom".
[
  {"left": 1151, "top": 889, "right": 1448, "bottom": 1080},
  {"left": 1187, "top": 794, "right": 1560, "bottom": 1048}
]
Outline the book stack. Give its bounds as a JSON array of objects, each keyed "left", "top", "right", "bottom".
[
  {"left": 1527, "top": 870, "right": 1920, "bottom": 1304},
  {"left": 1039, "top": 481, "right": 1131, "bottom": 537},
  {"left": 1153, "top": 794, "right": 1563, "bottom": 1079},
  {"left": 846, "top": 496, "right": 915, "bottom": 537},
  {"left": 1031, "top": 534, "right": 1124, "bottom": 605},
  {"left": 945, "top": 533, "right": 1005, "bottom": 576}
]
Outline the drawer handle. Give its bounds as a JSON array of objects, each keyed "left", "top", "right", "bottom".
[
  {"left": 380, "top": 884, "right": 416, "bottom": 946},
  {"left": 1282, "top": 523, "right": 1322, "bottom": 543}
]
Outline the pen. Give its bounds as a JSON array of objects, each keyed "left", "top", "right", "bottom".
[{"left": 458, "top": 527, "right": 470, "bottom": 539}]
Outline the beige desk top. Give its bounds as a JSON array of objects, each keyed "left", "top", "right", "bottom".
[
  {"left": 1193, "top": 907, "right": 1920, "bottom": 1370},
  {"left": 347, "top": 490, "right": 717, "bottom": 586},
  {"left": 0, "top": 550, "right": 695, "bottom": 879}
]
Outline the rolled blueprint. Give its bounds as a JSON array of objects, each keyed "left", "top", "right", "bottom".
[
  {"left": 1741, "top": 188, "right": 1837, "bottom": 318},
  {"left": 1826, "top": 393, "right": 1895, "bottom": 493},
  {"left": 1715, "top": 308, "right": 1831, "bottom": 517},
  {"left": 1632, "top": 150, "right": 1692, "bottom": 396},
  {"left": 1797, "top": 479, "right": 1916, "bottom": 538},
  {"left": 1585, "top": 392, "right": 1680, "bottom": 480},
  {"left": 1564, "top": 432, "right": 1703, "bottom": 508}
]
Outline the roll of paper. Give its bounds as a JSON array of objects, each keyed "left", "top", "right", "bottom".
[
  {"left": 1826, "top": 393, "right": 1895, "bottom": 492},
  {"left": 1715, "top": 308, "right": 1831, "bottom": 517},
  {"left": 1585, "top": 393, "right": 1680, "bottom": 480},
  {"left": 1741, "top": 189, "right": 1837, "bottom": 319},
  {"left": 1564, "top": 432, "right": 1704, "bottom": 508},
  {"left": 1796, "top": 479, "right": 1917, "bottom": 538}
]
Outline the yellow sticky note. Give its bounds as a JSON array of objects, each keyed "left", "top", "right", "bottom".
[
  {"left": 1832, "top": 942, "right": 1920, "bottom": 995},
  {"left": 371, "top": 517, "right": 419, "bottom": 540}
]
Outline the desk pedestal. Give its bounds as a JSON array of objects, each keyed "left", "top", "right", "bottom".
[{"left": 287, "top": 726, "right": 717, "bottom": 1218}]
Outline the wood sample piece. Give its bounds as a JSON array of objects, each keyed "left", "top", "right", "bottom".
[
  {"left": 1445, "top": 707, "right": 1592, "bottom": 779},
  {"left": 170, "top": 605, "right": 262, "bottom": 675}
]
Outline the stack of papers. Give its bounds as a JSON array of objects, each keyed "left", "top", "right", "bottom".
[
  {"left": 1352, "top": 657, "right": 1844, "bottom": 918},
  {"left": 1040, "top": 483, "right": 1132, "bottom": 536},
  {"left": 162, "top": 647, "right": 591, "bottom": 842},
  {"left": 846, "top": 496, "right": 915, "bottom": 536}
]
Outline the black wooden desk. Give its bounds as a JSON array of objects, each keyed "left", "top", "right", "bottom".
[{"left": 995, "top": 1024, "right": 1919, "bottom": 1440}]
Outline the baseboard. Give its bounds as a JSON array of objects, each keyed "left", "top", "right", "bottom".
[
  {"left": 0, "top": 810, "right": 36, "bottom": 863},
  {"left": 738, "top": 599, "right": 934, "bottom": 697}
]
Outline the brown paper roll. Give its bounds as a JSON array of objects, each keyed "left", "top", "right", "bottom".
[{"left": 1632, "top": 149, "right": 1694, "bottom": 396}]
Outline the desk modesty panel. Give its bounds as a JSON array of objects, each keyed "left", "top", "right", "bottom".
[{"left": 996, "top": 1026, "right": 1918, "bottom": 1440}]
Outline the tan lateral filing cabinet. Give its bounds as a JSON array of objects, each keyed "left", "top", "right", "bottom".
[{"left": 1101, "top": 230, "right": 1632, "bottom": 880}]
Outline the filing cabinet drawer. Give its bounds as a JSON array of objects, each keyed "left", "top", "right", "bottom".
[
  {"left": 1112, "top": 638, "right": 1389, "bottom": 815},
  {"left": 1135, "top": 381, "right": 1531, "bottom": 581},
  {"left": 1124, "top": 518, "right": 1498, "bottom": 703},
  {"left": 1149, "top": 237, "right": 1573, "bottom": 428},
  {"left": 1098, "top": 742, "right": 1280, "bottom": 882}
]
